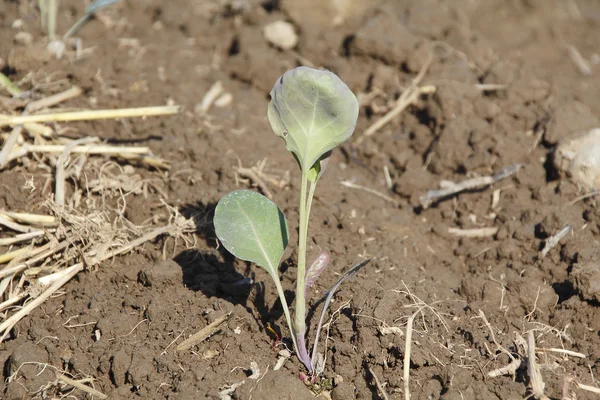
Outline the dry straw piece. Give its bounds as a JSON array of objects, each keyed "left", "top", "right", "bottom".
[{"left": 0, "top": 79, "right": 189, "bottom": 346}]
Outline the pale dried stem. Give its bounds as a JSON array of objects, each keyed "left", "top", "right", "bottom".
[
  {"left": 0, "top": 211, "right": 57, "bottom": 227},
  {"left": 575, "top": 382, "right": 600, "bottom": 394},
  {"left": 527, "top": 331, "right": 550, "bottom": 400},
  {"left": 0, "top": 126, "right": 24, "bottom": 169},
  {"left": 0, "top": 240, "right": 69, "bottom": 279},
  {"left": 57, "top": 374, "right": 107, "bottom": 399},
  {"left": 176, "top": 312, "right": 232, "bottom": 352},
  {"left": 0, "top": 292, "right": 28, "bottom": 313},
  {"left": 0, "top": 215, "right": 44, "bottom": 233},
  {"left": 340, "top": 180, "right": 399, "bottom": 205},
  {"left": 403, "top": 311, "right": 419, "bottom": 400},
  {"left": 420, "top": 164, "right": 521, "bottom": 209},
  {"left": 236, "top": 166, "right": 273, "bottom": 199},
  {"left": 0, "top": 231, "right": 46, "bottom": 246},
  {"left": 26, "top": 87, "right": 83, "bottom": 114},
  {"left": 23, "top": 123, "right": 53, "bottom": 138},
  {"left": 448, "top": 227, "right": 498, "bottom": 238},
  {"left": 368, "top": 367, "right": 390, "bottom": 400},
  {"left": 0, "top": 247, "right": 31, "bottom": 264},
  {"left": 537, "top": 348, "right": 585, "bottom": 358},
  {"left": 0, "top": 105, "right": 180, "bottom": 126},
  {"left": 566, "top": 45, "right": 592, "bottom": 76},
  {"left": 540, "top": 225, "right": 572, "bottom": 258}
]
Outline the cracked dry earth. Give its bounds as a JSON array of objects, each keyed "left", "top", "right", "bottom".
[{"left": 1, "top": 0, "right": 600, "bottom": 399}]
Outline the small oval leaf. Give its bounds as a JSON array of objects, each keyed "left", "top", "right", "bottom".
[
  {"left": 267, "top": 67, "right": 359, "bottom": 170},
  {"left": 214, "top": 190, "right": 289, "bottom": 275}
]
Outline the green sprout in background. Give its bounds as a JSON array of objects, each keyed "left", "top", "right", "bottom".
[{"left": 214, "top": 67, "right": 369, "bottom": 375}]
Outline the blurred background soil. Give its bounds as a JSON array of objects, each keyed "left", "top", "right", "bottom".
[{"left": 1, "top": 0, "right": 600, "bottom": 399}]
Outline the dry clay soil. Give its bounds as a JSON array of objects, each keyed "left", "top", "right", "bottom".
[{"left": 1, "top": 1, "right": 600, "bottom": 399}]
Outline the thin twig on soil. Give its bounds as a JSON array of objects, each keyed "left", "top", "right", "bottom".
[
  {"left": 527, "top": 331, "right": 550, "bottom": 400},
  {"left": 57, "top": 374, "right": 108, "bottom": 399},
  {"left": 569, "top": 189, "right": 598, "bottom": 205},
  {"left": 403, "top": 311, "right": 419, "bottom": 400},
  {"left": 176, "top": 312, "right": 232, "bottom": 352},
  {"left": 537, "top": 348, "right": 585, "bottom": 359},
  {"left": 25, "top": 87, "right": 83, "bottom": 113},
  {"left": 368, "top": 366, "right": 390, "bottom": 400},
  {"left": 340, "top": 180, "right": 399, "bottom": 205},
  {"left": 566, "top": 45, "right": 592, "bottom": 76},
  {"left": 6, "top": 143, "right": 168, "bottom": 169},
  {"left": 0, "top": 126, "right": 24, "bottom": 169},
  {"left": 477, "top": 309, "right": 522, "bottom": 380},
  {"left": 358, "top": 53, "right": 435, "bottom": 144},
  {"left": 420, "top": 164, "right": 522, "bottom": 209},
  {"left": 575, "top": 382, "right": 600, "bottom": 395},
  {"left": 539, "top": 225, "right": 572, "bottom": 258},
  {"left": 0, "top": 105, "right": 180, "bottom": 126},
  {"left": 236, "top": 166, "right": 273, "bottom": 199},
  {"left": 448, "top": 227, "right": 499, "bottom": 238}
]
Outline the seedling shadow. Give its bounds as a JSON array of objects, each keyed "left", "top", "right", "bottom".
[{"left": 174, "top": 201, "right": 289, "bottom": 336}]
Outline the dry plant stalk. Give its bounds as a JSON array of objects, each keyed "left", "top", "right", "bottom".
[
  {"left": 368, "top": 366, "right": 390, "bottom": 400},
  {"left": 340, "top": 180, "right": 399, "bottom": 205},
  {"left": 403, "top": 311, "right": 418, "bottom": 400},
  {"left": 57, "top": 374, "right": 108, "bottom": 399},
  {"left": 176, "top": 312, "right": 232, "bottom": 352},
  {"left": 420, "top": 164, "right": 521, "bottom": 209},
  {"left": 0, "top": 105, "right": 180, "bottom": 126},
  {"left": 448, "top": 227, "right": 499, "bottom": 238},
  {"left": 539, "top": 225, "right": 572, "bottom": 258},
  {"left": 527, "top": 331, "right": 550, "bottom": 400}
]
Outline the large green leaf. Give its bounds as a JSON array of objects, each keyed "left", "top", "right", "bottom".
[
  {"left": 213, "top": 190, "right": 289, "bottom": 275},
  {"left": 267, "top": 67, "right": 359, "bottom": 170}
]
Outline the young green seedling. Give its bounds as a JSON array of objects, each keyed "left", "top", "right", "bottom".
[{"left": 214, "top": 67, "right": 369, "bottom": 374}]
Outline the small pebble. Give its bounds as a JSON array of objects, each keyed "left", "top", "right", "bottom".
[
  {"left": 264, "top": 20, "right": 298, "bottom": 50},
  {"left": 14, "top": 31, "right": 33, "bottom": 46}
]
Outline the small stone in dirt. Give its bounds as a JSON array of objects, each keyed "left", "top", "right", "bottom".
[
  {"left": 14, "top": 31, "right": 33, "bottom": 46},
  {"left": 572, "top": 262, "right": 600, "bottom": 302},
  {"left": 138, "top": 260, "right": 183, "bottom": 287},
  {"left": 263, "top": 20, "right": 298, "bottom": 50},
  {"left": 554, "top": 128, "right": 600, "bottom": 190}
]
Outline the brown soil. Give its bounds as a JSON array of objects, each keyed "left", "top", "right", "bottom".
[{"left": 1, "top": 1, "right": 600, "bottom": 399}]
